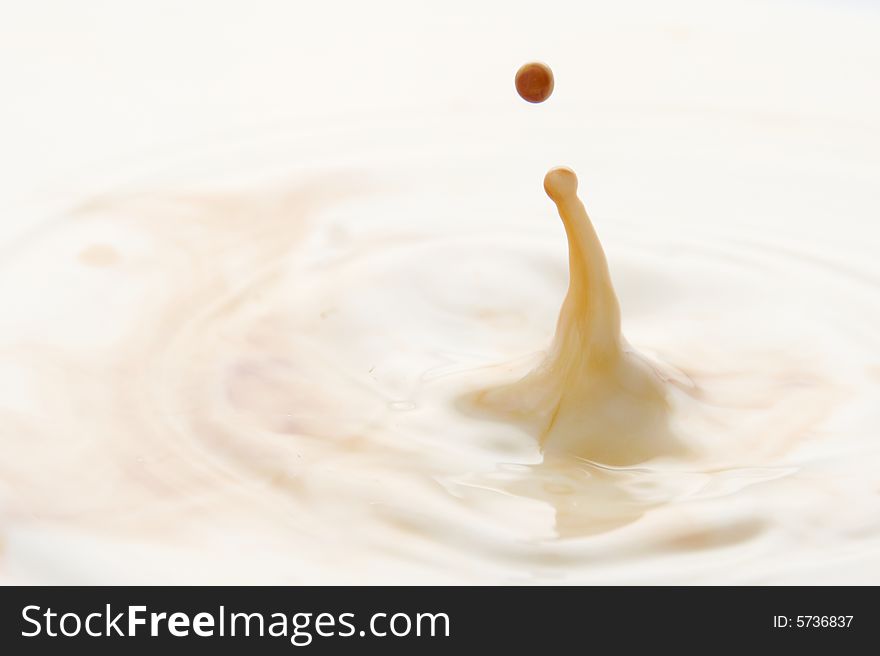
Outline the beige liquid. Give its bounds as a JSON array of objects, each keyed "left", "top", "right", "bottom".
[
  {"left": 0, "top": 101, "right": 878, "bottom": 583},
  {"left": 466, "top": 167, "right": 680, "bottom": 465}
]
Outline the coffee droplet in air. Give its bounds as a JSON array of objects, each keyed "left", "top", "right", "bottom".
[{"left": 515, "top": 62, "right": 554, "bottom": 103}]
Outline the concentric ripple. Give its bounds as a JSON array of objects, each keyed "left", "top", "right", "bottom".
[{"left": 1, "top": 118, "right": 878, "bottom": 584}]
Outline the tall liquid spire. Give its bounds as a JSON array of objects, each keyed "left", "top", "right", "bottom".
[{"left": 465, "top": 167, "right": 684, "bottom": 465}]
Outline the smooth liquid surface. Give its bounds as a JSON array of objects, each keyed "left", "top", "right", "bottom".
[
  {"left": 0, "top": 110, "right": 877, "bottom": 584},
  {"left": 2, "top": 0, "right": 880, "bottom": 582}
]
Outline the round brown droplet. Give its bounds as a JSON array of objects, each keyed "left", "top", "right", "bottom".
[{"left": 515, "top": 62, "right": 554, "bottom": 103}]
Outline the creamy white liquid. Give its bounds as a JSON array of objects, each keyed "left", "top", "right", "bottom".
[{"left": 2, "top": 3, "right": 880, "bottom": 585}]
